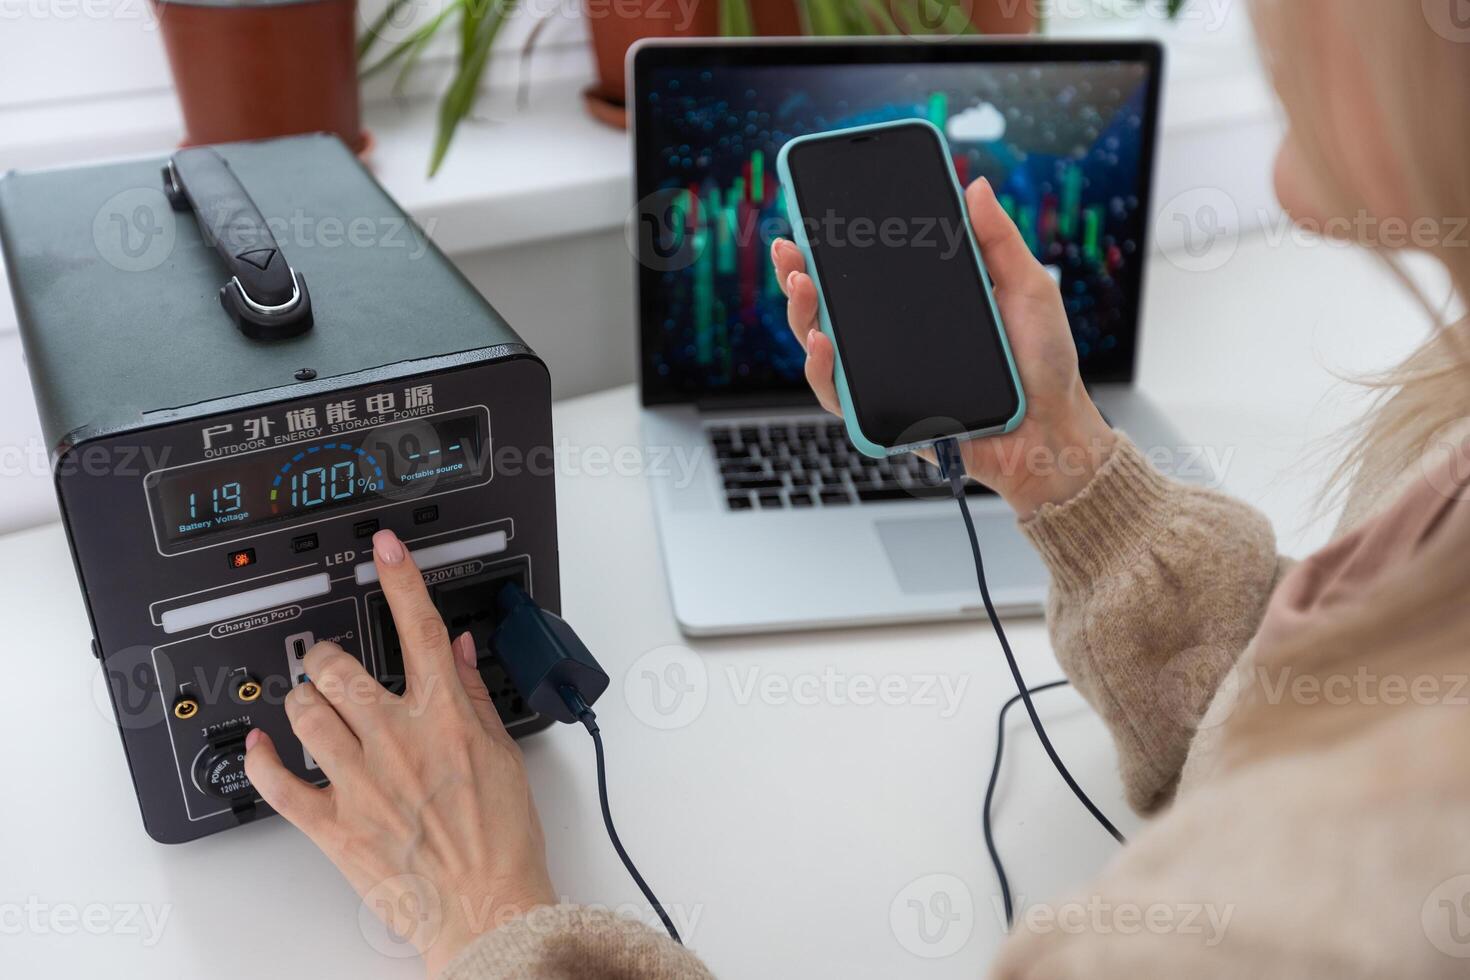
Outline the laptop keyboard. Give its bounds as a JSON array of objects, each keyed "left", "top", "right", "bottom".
[{"left": 709, "top": 420, "right": 996, "bottom": 511}]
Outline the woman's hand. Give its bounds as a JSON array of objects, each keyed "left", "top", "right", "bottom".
[
  {"left": 772, "top": 176, "right": 1117, "bottom": 519},
  {"left": 244, "top": 529, "right": 555, "bottom": 977}
]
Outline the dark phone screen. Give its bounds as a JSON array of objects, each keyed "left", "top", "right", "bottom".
[{"left": 784, "top": 123, "right": 1020, "bottom": 449}]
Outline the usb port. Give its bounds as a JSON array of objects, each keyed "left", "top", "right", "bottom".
[{"left": 285, "top": 630, "right": 315, "bottom": 665}]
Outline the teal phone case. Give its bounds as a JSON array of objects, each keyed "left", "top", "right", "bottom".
[{"left": 775, "top": 119, "right": 1027, "bottom": 459}]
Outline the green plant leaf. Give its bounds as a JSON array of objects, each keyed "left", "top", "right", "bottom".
[
  {"left": 855, "top": 0, "right": 900, "bottom": 34},
  {"left": 361, "top": 0, "right": 464, "bottom": 80},
  {"left": 428, "top": 0, "right": 515, "bottom": 176},
  {"left": 358, "top": 0, "right": 416, "bottom": 60},
  {"left": 719, "top": 0, "right": 755, "bottom": 36},
  {"left": 801, "top": 0, "right": 847, "bottom": 35}
]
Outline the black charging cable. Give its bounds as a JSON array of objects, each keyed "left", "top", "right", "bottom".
[
  {"left": 984, "top": 678, "right": 1070, "bottom": 926},
  {"left": 933, "top": 438, "right": 1125, "bottom": 926},
  {"left": 561, "top": 687, "right": 683, "bottom": 944},
  {"left": 491, "top": 584, "right": 681, "bottom": 944}
]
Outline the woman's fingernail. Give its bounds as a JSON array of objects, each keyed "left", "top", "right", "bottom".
[
  {"left": 245, "top": 729, "right": 262, "bottom": 751},
  {"left": 373, "top": 529, "right": 405, "bottom": 565},
  {"left": 787, "top": 270, "right": 800, "bottom": 291},
  {"left": 457, "top": 632, "right": 476, "bottom": 668},
  {"left": 807, "top": 329, "right": 819, "bottom": 350}
]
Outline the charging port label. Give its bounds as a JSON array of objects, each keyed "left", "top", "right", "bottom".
[{"left": 210, "top": 605, "right": 302, "bottom": 638}]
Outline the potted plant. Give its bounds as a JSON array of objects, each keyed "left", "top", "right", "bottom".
[
  {"left": 368, "top": 0, "right": 1187, "bottom": 176},
  {"left": 153, "top": 0, "right": 368, "bottom": 152}
]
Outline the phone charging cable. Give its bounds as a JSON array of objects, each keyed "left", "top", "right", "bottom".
[{"left": 933, "top": 437, "right": 1125, "bottom": 927}]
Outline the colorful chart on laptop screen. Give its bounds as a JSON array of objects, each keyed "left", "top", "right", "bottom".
[{"left": 638, "top": 59, "right": 1155, "bottom": 398}]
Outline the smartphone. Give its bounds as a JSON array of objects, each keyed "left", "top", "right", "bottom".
[{"left": 776, "top": 119, "right": 1025, "bottom": 459}]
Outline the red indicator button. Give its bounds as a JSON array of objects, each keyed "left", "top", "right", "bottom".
[{"left": 228, "top": 548, "right": 257, "bottom": 570}]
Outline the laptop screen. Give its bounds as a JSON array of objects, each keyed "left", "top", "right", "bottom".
[{"left": 632, "top": 41, "right": 1163, "bottom": 406}]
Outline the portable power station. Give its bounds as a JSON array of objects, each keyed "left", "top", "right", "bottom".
[{"left": 0, "top": 134, "right": 559, "bottom": 843}]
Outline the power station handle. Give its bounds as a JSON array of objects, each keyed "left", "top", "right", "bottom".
[{"left": 163, "top": 148, "right": 313, "bottom": 341}]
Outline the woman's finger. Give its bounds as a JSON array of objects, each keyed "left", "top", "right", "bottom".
[
  {"left": 964, "top": 177, "right": 1053, "bottom": 297},
  {"left": 771, "top": 238, "right": 807, "bottom": 296},
  {"left": 804, "top": 330, "right": 841, "bottom": 416},
  {"left": 285, "top": 683, "right": 362, "bottom": 777},
  {"left": 450, "top": 632, "right": 512, "bottom": 743},
  {"left": 370, "top": 529, "right": 457, "bottom": 695},
  {"left": 300, "top": 640, "right": 384, "bottom": 733},
  {"left": 243, "top": 728, "right": 332, "bottom": 835},
  {"left": 786, "top": 270, "right": 820, "bottom": 351}
]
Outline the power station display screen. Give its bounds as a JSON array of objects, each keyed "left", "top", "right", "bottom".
[{"left": 150, "top": 410, "right": 487, "bottom": 544}]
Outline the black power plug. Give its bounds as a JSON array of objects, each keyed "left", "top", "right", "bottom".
[
  {"left": 491, "top": 582, "right": 609, "bottom": 723},
  {"left": 488, "top": 583, "right": 681, "bottom": 944}
]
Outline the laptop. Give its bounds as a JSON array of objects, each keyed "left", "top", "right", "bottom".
[{"left": 631, "top": 38, "right": 1184, "bottom": 636}]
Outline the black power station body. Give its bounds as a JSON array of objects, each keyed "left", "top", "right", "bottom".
[{"left": 0, "top": 135, "right": 560, "bottom": 843}]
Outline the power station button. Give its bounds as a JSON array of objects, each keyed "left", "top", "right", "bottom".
[
  {"left": 413, "top": 505, "right": 438, "bottom": 525},
  {"left": 194, "top": 736, "right": 254, "bottom": 801},
  {"left": 291, "top": 533, "right": 319, "bottom": 553}
]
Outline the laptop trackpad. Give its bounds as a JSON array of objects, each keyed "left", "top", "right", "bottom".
[{"left": 875, "top": 517, "right": 985, "bottom": 595}]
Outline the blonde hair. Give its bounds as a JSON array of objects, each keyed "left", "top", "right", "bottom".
[
  {"left": 1251, "top": 0, "right": 1470, "bottom": 503},
  {"left": 1221, "top": 0, "right": 1470, "bottom": 761}
]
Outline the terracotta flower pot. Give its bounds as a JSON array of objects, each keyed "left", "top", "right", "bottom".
[
  {"left": 152, "top": 0, "right": 367, "bottom": 153},
  {"left": 968, "top": 0, "right": 1037, "bottom": 34},
  {"left": 582, "top": 0, "right": 1036, "bottom": 127},
  {"left": 584, "top": 0, "right": 719, "bottom": 111}
]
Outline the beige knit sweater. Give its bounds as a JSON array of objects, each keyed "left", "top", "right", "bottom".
[{"left": 442, "top": 430, "right": 1470, "bottom": 980}]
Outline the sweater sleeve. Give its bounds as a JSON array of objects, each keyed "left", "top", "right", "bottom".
[
  {"left": 1019, "top": 435, "right": 1288, "bottom": 812},
  {"left": 439, "top": 906, "right": 715, "bottom": 980}
]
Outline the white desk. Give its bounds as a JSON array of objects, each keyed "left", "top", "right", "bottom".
[{"left": 0, "top": 234, "right": 1452, "bottom": 978}]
